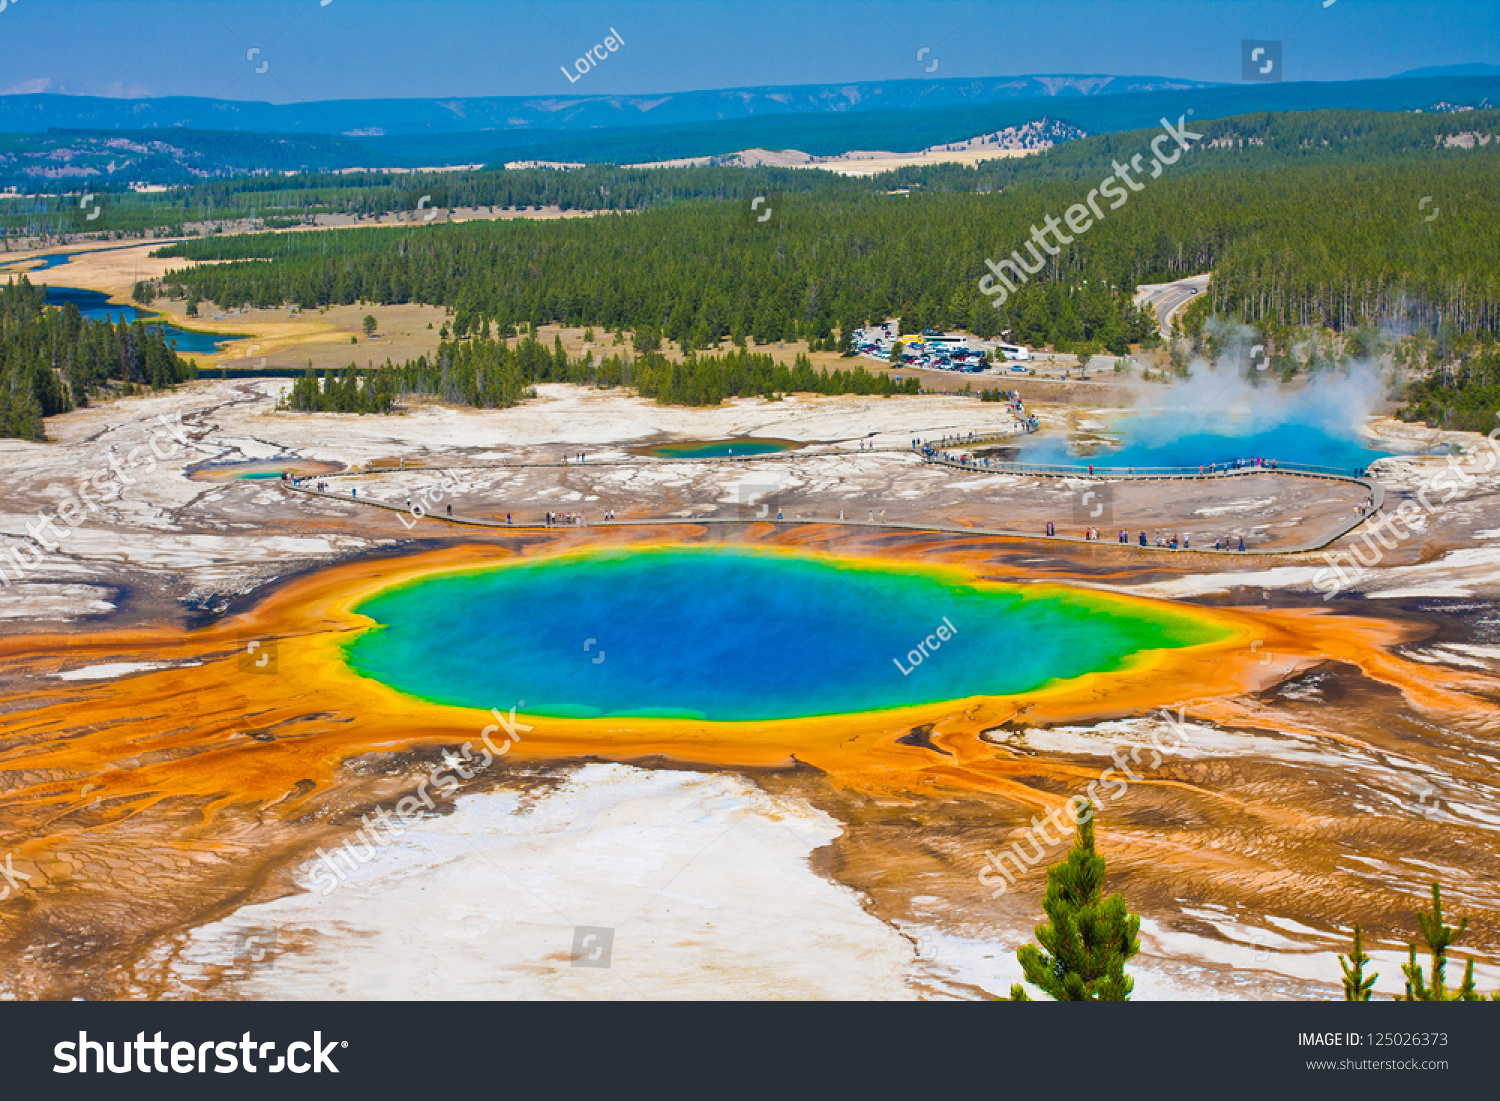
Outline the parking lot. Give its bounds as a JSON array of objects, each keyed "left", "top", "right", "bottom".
[{"left": 852, "top": 323, "right": 1132, "bottom": 386}]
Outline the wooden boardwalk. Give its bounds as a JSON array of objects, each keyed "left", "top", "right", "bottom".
[{"left": 283, "top": 440, "right": 1385, "bottom": 557}]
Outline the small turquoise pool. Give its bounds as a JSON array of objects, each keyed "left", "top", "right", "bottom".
[{"left": 642, "top": 438, "right": 798, "bottom": 459}]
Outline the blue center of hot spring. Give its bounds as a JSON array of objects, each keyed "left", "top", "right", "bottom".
[{"left": 343, "top": 548, "right": 1225, "bottom": 722}]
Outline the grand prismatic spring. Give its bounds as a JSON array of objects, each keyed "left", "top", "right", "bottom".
[{"left": 344, "top": 547, "right": 1232, "bottom": 721}]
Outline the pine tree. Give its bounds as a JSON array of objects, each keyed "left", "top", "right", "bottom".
[
  {"left": 1008, "top": 803, "right": 1141, "bottom": 1001},
  {"left": 1398, "top": 883, "right": 1485, "bottom": 1001},
  {"left": 1339, "top": 924, "right": 1376, "bottom": 1001}
]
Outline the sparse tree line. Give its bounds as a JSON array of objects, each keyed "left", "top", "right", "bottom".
[
  {"left": 0, "top": 277, "right": 195, "bottom": 440},
  {"left": 1006, "top": 803, "right": 1497, "bottom": 1002},
  {"left": 1401, "top": 347, "right": 1500, "bottom": 433},
  {"left": 280, "top": 334, "right": 920, "bottom": 414}
]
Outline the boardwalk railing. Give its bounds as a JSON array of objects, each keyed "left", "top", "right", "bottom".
[
  {"left": 917, "top": 450, "right": 1370, "bottom": 481},
  {"left": 924, "top": 426, "right": 1031, "bottom": 450}
]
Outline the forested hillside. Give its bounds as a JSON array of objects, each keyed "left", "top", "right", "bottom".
[
  {"left": 154, "top": 196, "right": 1158, "bottom": 354},
  {"left": 0, "top": 163, "right": 862, "bottom": 240},
  {"left": 0, "top": 277, "right": 196, "bottom": 440},
  {"left": 150, "top": 110, "right": 1500, "bottom": 358}
]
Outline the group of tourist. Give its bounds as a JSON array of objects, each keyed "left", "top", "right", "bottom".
[
  {"left": 914, "top": 440, "right": 998, "bottom": 470},
  {"left": 1200, "top": 458, "right": 1278, "bottom": 474},
  {"left": 542, "top": 509, "right": 620, "bottom": 525},
  {"left": 1053, "top": 525, "right": 1249, "bottom": 551},
  {"left": 289, "top": 476, "right": 347, "bottom": 496},
  {"left": 989, "top": 391, "right": 1039, "bottom": 433}
]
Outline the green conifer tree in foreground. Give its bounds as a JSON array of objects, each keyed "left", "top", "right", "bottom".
[
  {"left": 1008, "top": 803, "right": 1141, "bottom": 1001},
  {"left": 1335, "top": 883, "right": 1499, "bottom": 1000},
  {"left": 1398, "top": 883, "right": 1485, "bottom": 1001},
  {"left": 1339, "top": 925, "right": 1376, "bottom": 1001}
]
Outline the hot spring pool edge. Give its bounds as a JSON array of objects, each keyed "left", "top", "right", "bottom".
[{"left": 337, "top": 544, "right": 1246, "bottom": 725}]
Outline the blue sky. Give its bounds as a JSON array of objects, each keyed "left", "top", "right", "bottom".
[{"left": 1, "top": 0, "right": 1496, "bottom": 101}]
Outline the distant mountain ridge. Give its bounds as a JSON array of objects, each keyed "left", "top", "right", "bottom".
[
  {"left": 1393, "top": 63, "right": 1500, "bottom": 79},
  {"left": 0, "top": 75, "right": 1221, "bottom": 136},
  {"left": 3, "top": 74, "right": 1498, "bottom": 187}
]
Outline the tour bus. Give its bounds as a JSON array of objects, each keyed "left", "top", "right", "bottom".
[{"left": 996, "top": 343, "right": 1032, "bottom": 362}]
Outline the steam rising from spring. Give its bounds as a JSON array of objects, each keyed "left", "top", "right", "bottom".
[{"left": 1024, "top": 319, "right": 1393, "bottom": 469}]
